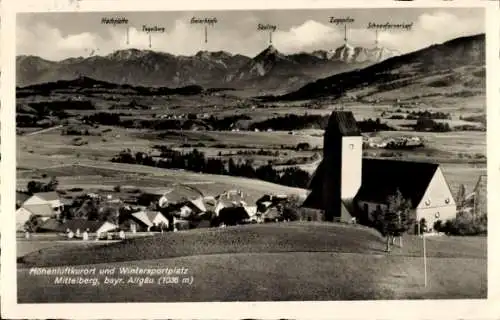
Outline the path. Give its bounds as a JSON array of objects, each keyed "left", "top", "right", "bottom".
[{"left": 24, "top": 125, "right": 64, "bottom": 136}]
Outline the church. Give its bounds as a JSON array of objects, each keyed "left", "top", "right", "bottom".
[{"left": 302, "top": 111, "right": 457, "bottom": 232}]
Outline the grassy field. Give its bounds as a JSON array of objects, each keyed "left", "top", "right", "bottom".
[
  {"left": 16, "top": 238, "right": 113, "bottom": 258},
  {"left": 17, "top": 161, "right": 308, "bottom": 202},
  {"left": 17, "top": 123, "right": 486, "bottom": 200},
  {"left": 17, "top": 222, "right": 486, "bottom": 302}
]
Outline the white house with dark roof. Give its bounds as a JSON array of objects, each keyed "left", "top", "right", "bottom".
[
  {"left": 303, "top": 111, "right": 457, "bottom": 232},
  {"left": 23, "top": 191, "right": 64, "bottom": 217}
]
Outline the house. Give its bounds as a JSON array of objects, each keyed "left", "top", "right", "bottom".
[
  {"left": 189, "top": 197, "right": 207, "bottom": 213},
  {"left": 38, "top": 218, "right": 119, "bottom": 235},
  {"left": 262, "top": 206, "right": 281, "bottom": 222},
  {"left": 16, "top": 189, "right": 55, "bottom": 231},
  {"left": 303, "top": 111, "right": 456, "bottom": 233},
  {"left": 16, "top": 207, "right": 33, "bottom": 231},
  {"left": 16, "top": 202, "right": 57, "bottom": 232},
  {"left": 243, "top": 206, "right": 259, "bottom": 223},
  {"left": 176, "top": 197, "right": 207, "bottom": 218},
  {"left": 23, "top": 192, "right": 64, "bottom": 217},
  {"left": 256, "top": 194, "right": 288, "bottom": 213},
  {"left": 130, "top": 210, "right": 169, "bottom": 231}
]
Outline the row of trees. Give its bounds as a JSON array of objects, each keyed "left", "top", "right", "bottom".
[
  {"left": 406, "top": 110, "right": 451, "bottom": 120},
  {"left": 111, "top": 149, "right": 312, "bottom": 189},
  {"left": 248, "top": 114, "right": 394, "bottom": 132},
  {"left": 414, "top": 118, "right": 452, "bottom": 132},
  {"left": 26, "top": 177, "right": 59, "bottom": 195},
  {"left": 81, "top": 111, "right": 394, "bottom": 133},
  {"left": 82, "top": 112, "right": 252, "bottom": 131}
]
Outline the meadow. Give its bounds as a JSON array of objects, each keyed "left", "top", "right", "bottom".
[{"left": 17, "top": 222, "right": 487, "bottom": 302}]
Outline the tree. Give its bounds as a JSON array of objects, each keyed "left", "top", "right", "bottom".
[
  {"left": 99, "top": 206, "right": 119, "bottom": 224},
  {"left": 383, "top": 189, "right": 412, "bottom": 252},
  {"left": 24, "top": 215, "right": 43, "bottom": 232},
  {"left": 456, "top": 184, "right": 466, "bottom": 209},
  {"left": 77, "top": 199, "right": 100, "bottom": 220},
  {"left": 27, "top": 180, "right": 45, "bottom": 195},
  {"left": 45, "top": 176, "right": 59, "bottom": 192}
]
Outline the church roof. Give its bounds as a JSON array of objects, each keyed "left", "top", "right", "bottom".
[
  {"left": 325, "top": 111, "right": 361, "bottom": 137},
  {"left": 356, "top": 158, "right": 439, "bottom": 206}
]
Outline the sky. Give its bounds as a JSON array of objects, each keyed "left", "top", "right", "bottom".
[{"left": 16, "top": 8, "right": 484, "bottom": 61}]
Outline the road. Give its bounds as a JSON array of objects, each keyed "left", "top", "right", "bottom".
[{"left": 24, "top": 125, "right": 64, "bottom": 136}]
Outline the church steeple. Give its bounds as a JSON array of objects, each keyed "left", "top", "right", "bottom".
[{"left": 320, "top": 111, "right": 363, "bottom": 221}]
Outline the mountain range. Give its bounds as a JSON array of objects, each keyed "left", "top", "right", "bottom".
[
  {"left": 272, "top": 33, "right": 485, "bottom": 102},
  {"left": 16, "top": 43, "right": 400, "bottom": 93}
]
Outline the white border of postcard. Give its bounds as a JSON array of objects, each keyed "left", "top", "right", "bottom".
[{"left": 2, "top": 0, "right": 500, "bottom": 319}]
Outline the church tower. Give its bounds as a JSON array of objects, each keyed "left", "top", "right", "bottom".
[{"left": 321, "top": 111, "right": 362, "bottom": 221}]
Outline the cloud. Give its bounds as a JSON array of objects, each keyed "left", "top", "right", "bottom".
[
  {"left": 17, "top": 23, "right": 100, "bottom": 59},
  {"left": 274, "top": 20, "right": 339, "bottom": 53},
  {"left": 377, "top": 11, "right": 484, "bottom": 53},
  {"left": 16, "top": 10, "right": 484, "bottom": 61}
]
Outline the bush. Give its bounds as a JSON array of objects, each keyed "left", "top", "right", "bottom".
[
  {"left": 297, "top": 208, "right": 325, "bottom": 221},
  {"left": 433, "top": 220, "right": 443, "bottom": 232},
  {"left": 282, "top": 207, "right": 300, "bottom": 221},
  {"left": 441, "top": 211, "right": 487, "bottom": 236}
]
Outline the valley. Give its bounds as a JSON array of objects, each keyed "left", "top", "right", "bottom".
[{"left": 17, "top": 33, "right": 486, "bottom": 200}]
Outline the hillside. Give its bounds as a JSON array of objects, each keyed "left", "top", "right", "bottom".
[
  {"left": 272, "top": 33, "right": 485, "bottom": 102},
  {"left": 16, "top": 43, "right": 398, "bottom": 93},
  {"left": 18, "top": 223, "right": 385, "bottom": 267},
  {"left": 18, "top": 222, "right": 486, "bottom": 302},
  {"left": 16, "top": 75, "right": 207, "bottom": 99}
]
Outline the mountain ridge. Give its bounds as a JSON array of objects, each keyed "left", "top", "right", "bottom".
[
  {"left": 17, "top": 43, "right": 400, "bottom": 92},
  {"left": 270, "top": 33, "right": 485, "bottom": 102}
]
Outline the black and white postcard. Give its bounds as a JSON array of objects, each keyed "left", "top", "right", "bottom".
[{"left": 1, "top": 0, "right": 499, "bottom": 319}]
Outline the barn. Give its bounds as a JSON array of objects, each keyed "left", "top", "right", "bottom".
[{"left": 303, "top": 111, "right": 456, "bottom": 232}]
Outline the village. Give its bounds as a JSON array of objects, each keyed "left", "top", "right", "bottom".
[
  {"left": 16, "top": 184, "right": 294, "bottom": 241},
  {"left": 15, "top": 112, "right": 488, "bottom": 244}
]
